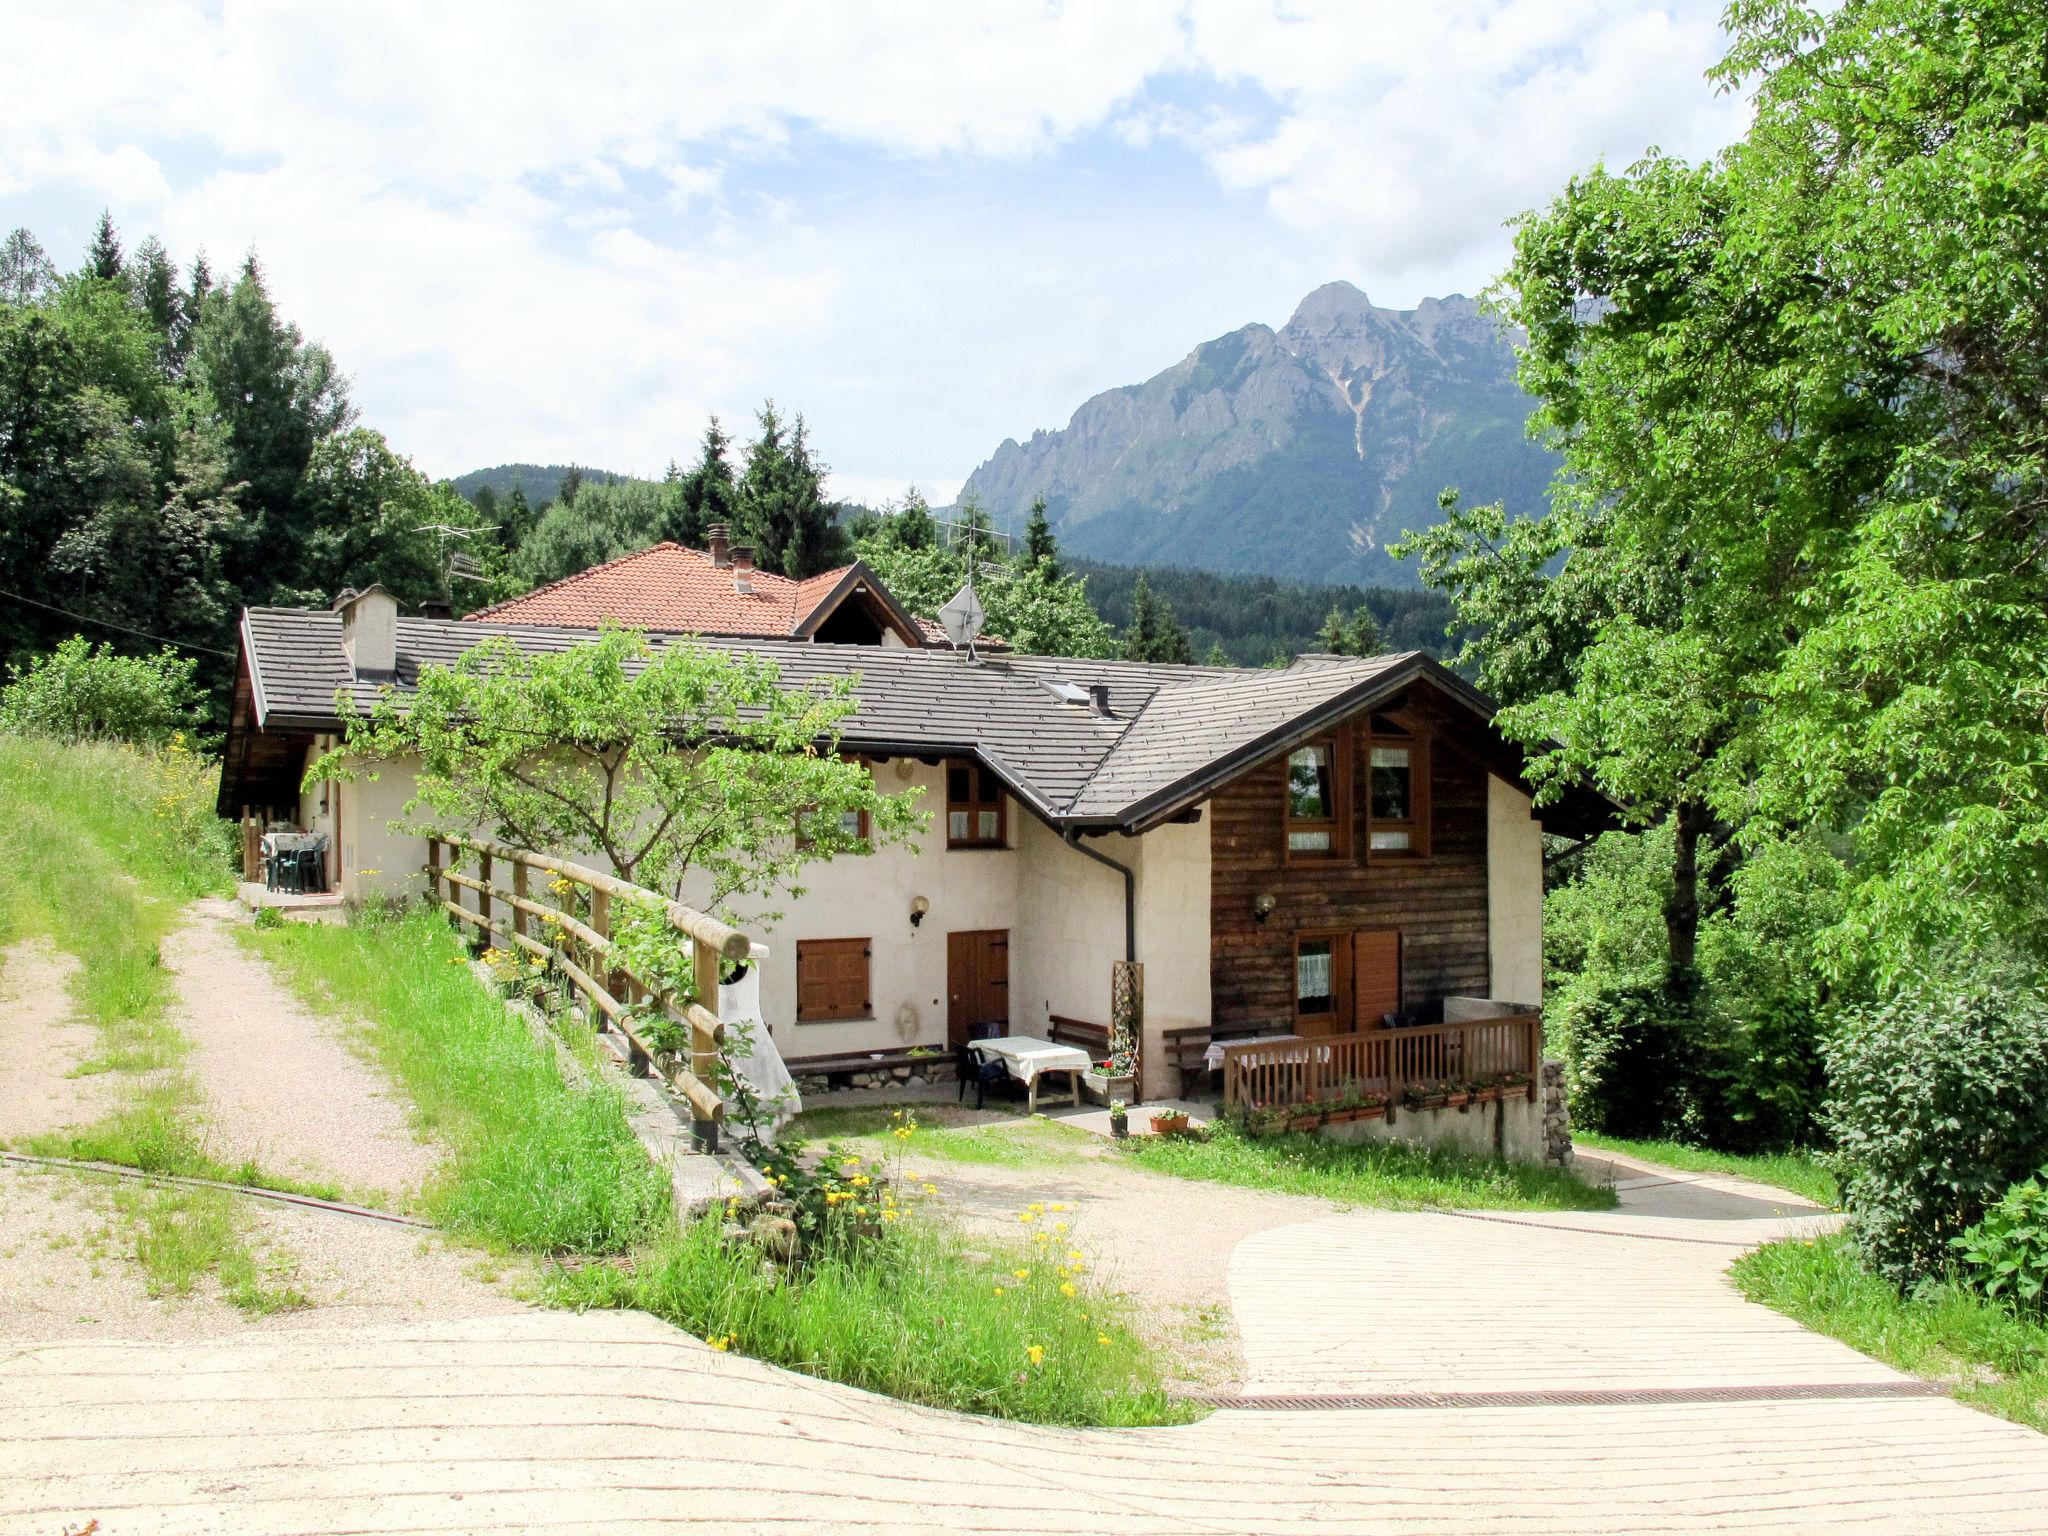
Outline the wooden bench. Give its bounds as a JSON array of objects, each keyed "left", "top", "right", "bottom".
[
  {"left": 1162, "top": 1025, "right": 1215, "bottom": 1097},
  {"left": 1047, "top": 1015, "right": 1110, "bottom": 1059}
]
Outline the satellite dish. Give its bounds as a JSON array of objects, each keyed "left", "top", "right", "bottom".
[{"left": 937, "top": 581, "right": 985, "bottom": 658}]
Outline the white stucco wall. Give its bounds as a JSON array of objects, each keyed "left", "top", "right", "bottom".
[
  {"left": 1486, "top": 775, "right": 1544, "bottom": 1006},
  {"left": 1132, "top": 814, "right": 1212, "bottom": 1094},
  {"left": 1011, "top": 814, "right": 1125, "bottom": 1037}
]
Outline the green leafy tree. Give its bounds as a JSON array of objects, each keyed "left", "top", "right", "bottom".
[
  {"left": 1, "top": 228, "right": 56, "bottom": 306},
  {"left": 313, "top": 627, "right": 924, "bottom": 914},
  {"left": 889, "top": 486, "right": 936, "bottom": 550},
  {"left": 0, "top": 635, "right": 204, "bottom": 744},
  {"left": 1119, "top": 573, "right": 1193, "bottom": 664}
]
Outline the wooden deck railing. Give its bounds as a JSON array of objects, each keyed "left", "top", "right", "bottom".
[
  {"left": 425, "top": 834, "right": 752, "bottom": 1151},
  {"left": 1220, "top": 1013, "right": 1542, "bottom": 1117}
]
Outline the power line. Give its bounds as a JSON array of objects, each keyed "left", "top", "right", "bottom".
[{"left": 0, "top": 589, "right": 236, "bottom": 658}]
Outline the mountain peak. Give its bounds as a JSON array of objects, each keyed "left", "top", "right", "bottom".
[{"left": 1285, "top": 280, "right": 1375, "bottom": 331}]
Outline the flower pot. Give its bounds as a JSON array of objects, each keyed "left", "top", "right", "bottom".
[
  {"left": 1355, "top": 1103, "right": 1386, "bottom": 1121},
  {"left": 1109, "top": 1111, "right": 1129, "bottom": 1139},
  {"left": 1150, "top": 1111, "right": 1190, "bottom": 1137}
]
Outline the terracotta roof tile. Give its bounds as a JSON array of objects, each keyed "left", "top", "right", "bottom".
[{"left": 466, "top": 543, "right": 844, "bottom": 637}]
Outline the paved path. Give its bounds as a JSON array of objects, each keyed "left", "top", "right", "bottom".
[{"left": 6, "top": 1154, "right": 2046, "bottom": 1534}]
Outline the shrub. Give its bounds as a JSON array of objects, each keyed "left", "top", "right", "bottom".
[
  {"left": 0, "top": 635, "right": 205, "bottom": 745},
  {"left": 1953, "top": 1170, "right": 2048, "bottom": 1315},
  {"left": 1549, "top": 974, "right": 1695, "bottom": 1139},
  {"left": 1824, "top": 958, "right": 2048, "bottom": 1289}
]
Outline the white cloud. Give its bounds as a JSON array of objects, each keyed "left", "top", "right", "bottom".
[{"left": 2, "top": 0, "right": 1748, "bottom": 485}]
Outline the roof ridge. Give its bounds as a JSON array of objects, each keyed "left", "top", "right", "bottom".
[{"left": 465, "top": 540, "right": 691, "bottom": 619}]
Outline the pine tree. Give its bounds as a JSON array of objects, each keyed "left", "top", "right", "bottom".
[
  {"left": 1316, "top": 606, "right": 1350, "bottom": 654},
  {"left": 951, "top": 493, "right": 1002, "bottom": 563},
  {"left": 672, "top": 414, "right": 737, "bottom": 548},
  {"left": 87, "top": 211, "right": 124, "bottom": 283},
  {"left": 1120, "top": 573, "right": 1194, "bottom": 664},
  {"left": 557, "top": 466, "right": 584, "bottom": 506},
  {"left": 1022, "top": 494, "right": 1058, "bottom": 574},
  {"left": 128, "top": 237, "right": 185, "bottom": 371},
  {"left": 0, "top": 228, "right": 56, "bottom": 305},
  {"left": 1203, "top": 639, "right": 1231, "bottom": 667},
  {"left": 892, "top": 486, "right": 936, "bottom": 549},
  {"left": 737, "top": 403, "right": 846, "bottom": 577},
  {"left": 1348, "top": 605, "right": 1382, "bottom": 657}
]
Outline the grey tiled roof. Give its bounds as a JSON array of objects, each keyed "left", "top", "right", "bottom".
[{"left": 238, "top": 607, "right": 1463, "bottom": 830}]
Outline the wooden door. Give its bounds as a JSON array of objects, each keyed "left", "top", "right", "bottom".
[
  {"left": 947, "top": 929, "right": 1010, "bottom": 1045},
  {"left": 1354, "top": 930, "right": 1403, "bottom": 1028},
  {"left": 1293, "top": 932, "right": 1353, "bottom": 1038}
]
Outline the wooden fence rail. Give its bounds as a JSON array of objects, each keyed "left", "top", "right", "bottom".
[
  {"left": 1220, "top": 1014, "right": 1542, "bottom": 1118},
  {"left": 425, "top": 834, "right": 751, "bottom": 1151}
]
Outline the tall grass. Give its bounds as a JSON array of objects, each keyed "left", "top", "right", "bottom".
[
  {"left": 1119, "top": 1119, "right": 1617, "bottom": 1211},
  {"left": 247, "top": 905, "right": 668, "bottom": 1253},
  {"left": 552, "top": 1209, "right": 1195, "bottom": 1426},
  {"left": 1734, "top": 1231, "right": 2048, "bottom": 1434}
]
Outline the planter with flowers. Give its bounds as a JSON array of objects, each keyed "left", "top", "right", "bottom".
[{"left": 1149, "top": 1109, "right": 1191, "bottom": 1137}]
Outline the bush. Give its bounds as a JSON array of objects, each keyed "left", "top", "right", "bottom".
[
  {"left": 1550, "top": 974, "right": 1695, "bottom": 1139},
  {"left": 1953, "top": 1170, "right": 2048, "bottom": 1315},
  {"left": 1824, "top": 958, "right": 2048, "bottom": 1289},
  {"left": 0, "top": 635, "right": 205, "bottom": 745}
]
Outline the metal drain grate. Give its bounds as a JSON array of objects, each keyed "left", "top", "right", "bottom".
[{"left": 1196, "top": 1381, "right": 1947, "bottom": 1412}]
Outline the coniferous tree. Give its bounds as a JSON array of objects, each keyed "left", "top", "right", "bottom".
[
  {"left": 672, "top": 414, "right": 738, "bottom": 548},
  {"left": 0, "top": 228, "right": 56, "bottom": 305},
  {"left": 1316, "top": 606, "right": 1350, "bottom": 653},
  {"left": 1022, "top": 494, "right": 1058, "bottom": 574},
  {"left": 1119, "top": 573, "right": 1194, "bottom": 664},
  {"left": 557, "top": 466, "right": 584, "bottom": 507},
  {"left": 1348, "top": 606, "right": 1383, "bottom": 656},
  {"left": 891, "top": 485, "right": 936, "bottom": 549},
  {"left": 128, "top": 237, "right": 185, "bottom": 373},
  {"left": 737, "top": 402, "right": 847, "bottom": 577},
  {"left": 86, "top": 211, "right": 124, "bottom": 284}
]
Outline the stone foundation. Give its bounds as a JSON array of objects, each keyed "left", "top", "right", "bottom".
[
  {"left": 1542, "top": 1058, "right": 1574, "bottom": 1170},
  {"left": 1316, "top": 1090, "right": 1546, "bottom": 1163},
  {"left": 792, "top": 1058, "right": 956, "bottom": 1097}
]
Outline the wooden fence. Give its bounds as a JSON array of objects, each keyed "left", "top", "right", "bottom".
[
  {"left": 424, "top": 834, "right": 751, "bottom": 1151},
  {"left": 1220, "top": 1013, "right": 1542, "bottom": 1117}
]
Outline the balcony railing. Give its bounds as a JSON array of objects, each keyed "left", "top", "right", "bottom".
[{"left": 1219, "top": 1013, "right": 1542, "bottom": 1115}]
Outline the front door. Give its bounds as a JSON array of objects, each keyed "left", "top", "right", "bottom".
[
  {"left": 1294, "top": 929, "right": 1402, "bottom": 1037},
  {"left": 947, "top": 928, "right": 1010, "bottom": 1046}
]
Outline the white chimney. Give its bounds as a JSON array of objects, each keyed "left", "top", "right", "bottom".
[
  {"left": 731, "top": 545, "right": 755, "bottom": 595},
  {"left": 335, "top": 584, "right": 399, "bottom": 678}
]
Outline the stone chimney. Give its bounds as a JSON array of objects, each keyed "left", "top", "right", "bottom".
[
  {"left": 334, "top": 584, "right": 399, "bottom": 679},
  {"left": 1088, "top": 683, "right": 1113, "bottom": 718},
  {"left": 731, "top": 545, "right": 755, "bottom": 595},
  {"left": 417, "top": 597, "right": 453, "bottom": 622},
  {"left": 707, "top": 523, "right": 730, "bottom": 567}
]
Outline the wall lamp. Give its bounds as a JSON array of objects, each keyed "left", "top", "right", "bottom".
[
  {"left": 1252, "top": 892, "right": 1277, "bottom": 924},
  {"left": 910, "top": 895, "right": 930, "bottom": 928}
]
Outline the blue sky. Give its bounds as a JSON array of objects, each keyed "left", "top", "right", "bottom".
[{"left": 3, "top": 2, "right": 1748, "bottom": 505}]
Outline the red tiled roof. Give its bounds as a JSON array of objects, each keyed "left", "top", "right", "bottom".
[{"left": 467, "top": 543, "right": 855, "bottom": 637}]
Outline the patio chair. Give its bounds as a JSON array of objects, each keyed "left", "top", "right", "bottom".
[
  {"left": 967, "top": 1021, "right": 1004, "bottom": 1041},
  {"left": 955, "top": 1042, "right": 1010, "bottom": 1110}
]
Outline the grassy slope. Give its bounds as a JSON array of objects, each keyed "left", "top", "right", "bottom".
[
  {"left": 246, "top": 906, "right": 667, "bottom": 1254},
  {"left": 1734, "top": 1232, "right": 2048, "bottom": 1435},
  {"left": 1574, "top": 1131, "right": 1838, "bottom": 1208},
  {"left": 0, "top": 735, "right": 300, "bottom": 1310}
]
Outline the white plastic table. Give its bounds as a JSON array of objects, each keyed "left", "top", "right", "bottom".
[{"left": 970, "top": 1035, "right": 1092, "bottom": 1112}]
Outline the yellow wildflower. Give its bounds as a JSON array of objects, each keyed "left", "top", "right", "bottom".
[
  {"left": 923, "top": 1184, "right": 938, "bottom": 1196},
  {"left": 993, "top": 1286, "right": 1005, "bottom": 1297},
  {"left": 1025, "top": 1344, "right": 1045, "bottom": 1367},
  {"left": 1053, "top": 1222, "right": 1068, "bottom": 1234},
  {"left": 1060, "top": 1282, "right": 1077, "bottom": 1298},
  {"left": 1013, "top": 1268, "right": 1030, "bottom": 1280},
  {"left": 1097, "top": 1334, "right": 1112, "bottom": 1347}
]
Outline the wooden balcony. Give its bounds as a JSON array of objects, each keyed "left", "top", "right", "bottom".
[{"left": 1219, "top": 1013, "right": 1542, "bottom": 1114}]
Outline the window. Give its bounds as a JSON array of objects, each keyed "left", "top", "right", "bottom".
[
  {"left": 796, "top": 938, "right": 871, "bottom": 1022},
  {"left": 946, "top": 761, "right": 1006, "bottom": 848},
  {"left": 1297, "top": 939, "right": 1336, "bottom": 1015},
  {"left": 797, "top": 803, "right": 868, "bottom": 848},
  {"left": 1285, "top": 738, "right": 1348, "bottom": 857},
  {"left": 1363, "top": 717, "right": 1429, "bottom": 857}
]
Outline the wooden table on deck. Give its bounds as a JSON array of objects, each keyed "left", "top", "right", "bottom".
[{"left": 970, "top": 1035, "right": 1092, "bottom": 1112}]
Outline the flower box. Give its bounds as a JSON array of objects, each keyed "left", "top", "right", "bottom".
[
  {"left": 1082, "top": 1071, "right": 1134, "bottom": 1106},
  {"left": 1150, "top": 1110, "right": 1191, "bottom": 1136}
]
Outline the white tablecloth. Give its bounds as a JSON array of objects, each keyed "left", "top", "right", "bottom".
[
  {"left": 1203, "top": 1031, "right": 1302, "bottom": 1069},
  {"left": 972, "top": 1035, "right": 1092, "bottom": 1086},
  {"left": 260, "top": 832, "right": 326, "bottom": 856}
]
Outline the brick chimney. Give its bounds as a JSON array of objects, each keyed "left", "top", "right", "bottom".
[
  {"left": 707, "top": 523, "right": 730, "bottom": 567},
  {"left": 334, "top": 584, "right": 399, "bottom": 679},
  {"left": 731, "top": 545, "right": 755, "bottom": 595},
  {"left": 1088, "top": 683, "right": 1113, "bottom": 718}
]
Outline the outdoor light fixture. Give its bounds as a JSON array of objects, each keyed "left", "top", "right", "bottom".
[
  {"left": 1252, "top": 892, "right": 1278, "bottom": 924},
  {"left": 910, "top": 895, "right": 930, "bottom": 928}
]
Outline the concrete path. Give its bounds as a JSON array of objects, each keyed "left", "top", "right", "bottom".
[{"left": 6, "top": 1153, "right": 2047, "bottom": 1533}]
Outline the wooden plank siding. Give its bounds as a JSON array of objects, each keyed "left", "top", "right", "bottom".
[{"left": 1209, "top": 702, "right": 1492, "bottom": 1036}]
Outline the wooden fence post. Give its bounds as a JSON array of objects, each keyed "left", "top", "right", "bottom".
[
  {"left": 691, "top": 937, "right": 722, "bottom": 1154},
  {"left": 510, "top": 860, "right": 528, "bottom": 945},
  {"left": 477, "top": 851, "right": 493, "bottom": 942},
  {"left": 588, "top": 889, "right": 610, "bottom": 1034}
]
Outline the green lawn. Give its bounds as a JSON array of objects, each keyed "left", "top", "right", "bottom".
[
  {"left": 789, "top": 1104, "right": 1087, "bottom": 1169},
  {"left": 1120, "top": 1119, "right": 1616, "bottom": 1211},
  {"left": 1733, "top": 1232, "right": 2048, "bottom": 1434},
  {"left": 1574, "top": 1131, "right": 1838, "bottom": 1208}
]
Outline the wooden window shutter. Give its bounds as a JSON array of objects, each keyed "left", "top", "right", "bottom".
[
  {"left": 1354, "top": 930, "right": 1402, "bottom": 1028},
  {"left": 796, "top": 938, "right": 872, "bottom": 1022}
]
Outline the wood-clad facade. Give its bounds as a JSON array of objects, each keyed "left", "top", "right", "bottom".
[{"left": 1209, "top": 692, "right": 1495, "bottom": 1038}]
